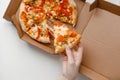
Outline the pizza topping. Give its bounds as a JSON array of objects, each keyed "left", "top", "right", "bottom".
[
  {"left": 56, "top": 35, "right": 66, "bottom": 43},
  {"left": 68, "top": 7, "right": 73, "bottom": 15},
  {"left": 46, "top": 12, "right": 53, "bottom": 18},
  {"left": 67, "top": 30, "right": 77, "bottom": 37},
  {"left": 32, "top": 7, "right": 44, "bottom": 13},
  {"left": 25, "top": 5, "right": 32, "bottom": 12},
  {"left": 40, "top": 0, "right": 45, "bottom": 7},
  {"left": 57, "top": 0, "right": 73, "bottom": 16},
  {"left": 59, "top": 5, "right": 73, "bottom": 16},
  {"left": 52, "top": 4, "right": 59, "bottom": 11},
  {"left": 27, "top": 29, "right": 33, "bottom": 34},
  {"left": 47, "top": 29, "right": 54, "bottom": 40},
  {"left": 36, "top": 28, "right": 41, "bottom": 40},
  {"left": 48, "top": 0, "right": 53, "bottom": 3},
  {"left": 20, "top": 12, "right": 28, "bottom": 22},
  {"left": 52, "top": 22, "right": 62, "bottom": 27},
  {"left": 35, "top": 14, "right": 46, "bottom": 23},
  {"left": 27, "top": 19, "right": 34, "bottom": 27}
]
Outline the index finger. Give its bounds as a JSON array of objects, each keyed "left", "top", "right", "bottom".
[
  {"left": 76, "top": 43, "right": 83, "bottom": 66},
  {"left": 66, "top": 46, "right": 74, "bottom": 64}
]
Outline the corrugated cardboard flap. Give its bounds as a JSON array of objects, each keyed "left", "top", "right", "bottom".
[
  {"left": 3, "top": 0, "right": 22, "bottom": 21},
  {"left": 80, "top": 0, "right": 120, "bottom": 79},
  {"left": 90, "top": 0, "right": 120, "bottom": 16}
]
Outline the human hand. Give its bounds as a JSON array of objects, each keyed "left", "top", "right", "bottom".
[{"left": 60, "top": 43, "right": 83, "bottom": 80}]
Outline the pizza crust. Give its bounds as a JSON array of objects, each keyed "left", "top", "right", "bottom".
[
  {"left": 19, "top": 2, "right": 27, "bottom": 32},
  {"left": 72, "top": 7, "right": 77, "bottom": 27}
]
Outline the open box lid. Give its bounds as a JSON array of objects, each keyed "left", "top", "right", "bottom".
[
  {"left": 3, "top": 0, "right": 22, "bottom": 21},
  {"left": 79, "top": 0, "right": 120, "bottom": 79}
]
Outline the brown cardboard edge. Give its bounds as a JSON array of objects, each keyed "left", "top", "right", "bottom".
[
  {"left": 80, "top": 65, "right": 109, "bottom": 80},
  {"left": 81, "top": 0, "right": 86, "bottom": 2},
  {"left": 3, "top": 0, "right": 22, "bottom": 21},
  {"left": 90, "top": 0, "right": 120, "bottom": 16},
  {"left": 21, "top": 34, "right": 55, "bottom": 54},
  {"left": 77, "top": 3, "right": 97, "bottom": 35},
  {"left": 89, "top": 0, "right": 98, "bottom": 11},
  {"left": 98, "top": 0, "right": 120, "bottom": 16},
  {"left": 11, "top": 15, "right": 24, "bottom": 38}
]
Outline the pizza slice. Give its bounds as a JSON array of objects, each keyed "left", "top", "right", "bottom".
[
  {"left": 47, "top": 0, "right": 77, "bottom": 26},
  {"left": 52, "top": 21, "right": 81, "bottom": 54}
]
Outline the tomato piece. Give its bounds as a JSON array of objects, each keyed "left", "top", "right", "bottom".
[
  {"left": 40, "top": 0, "right": 45, "bottom": 7},
  {"left": 36, "top": 28, "right": 41, "bottom": 40},
  {"left": 67, "top": 30, "right": 77, "bottom": 37},
  {"left": 62, "top": 9, "right": 70, "bottom": 16},
  {"left": 59, "top": 7, "right": 73, "bottom": 16},
  {"left": 56, "top": 35, "right": 66, "bottom": 43},
  {"left": 25, "top": 6, "right": 33, "bottom": 12},
  {"left": 59, "top": 1, "right": 73, "bottom": 16},
  {"left": 52, "top": 5, "right": 59, "bottom": 11},
  {"left": 32, "top": 7, "right": 44, "bottom": 13},
  {"left": 69, "top": 7, "right": 73, "bottom": 15},
  {"left": 52, "top": 22, "right": 62, "bottom": 27},
  {"left": 25, "top": 6, "right": 29, "bottom": 12},
  {"left": 20, "top": 12, "right": 26, "bottom": 19},
  {"left": 64, "top": 0, "right": 68, "bottom": 2},
  {"left": 47, "top": 29, "right": 54, "bottom": 40},
  {"left": 46, "top": 12, "right": 52, "bottom": 18},
  {"left": 35, "top": 15, "right": 45, "bottom": 23},
  {"left": 61, "top": 4, "right": 67, "bottom": 9},
  {"left": 20, "top": 12, "right": 28, "bottom": 22},
  {"left": 48, "top": 0, "right": 53, "bottom": 3}
]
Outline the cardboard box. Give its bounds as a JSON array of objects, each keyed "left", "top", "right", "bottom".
[{"left": 3, "top": 0, "right": 120, "bottom": 80}]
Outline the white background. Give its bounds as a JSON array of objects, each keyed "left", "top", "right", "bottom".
[{"left": 0, "top": 0, "right": 120, "bottom": 80}]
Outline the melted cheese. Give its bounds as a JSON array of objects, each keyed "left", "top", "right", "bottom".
[
  {"left": 51, "top": 11, "right": 56, "bottom": 16},
  {"left": 27, "top": 19, "right": 33, "bottom": 25},
  {"left": 54, "top": 24, "right": 68, "bottom": 37}
]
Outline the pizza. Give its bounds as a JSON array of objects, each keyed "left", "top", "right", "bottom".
[
  {"left": 51, "top": 21, "right": 81, "bottom": 53},
  {"left": 19, "top": 0, "right": 80, "bottom": 54}
]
